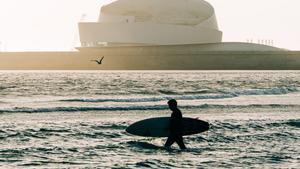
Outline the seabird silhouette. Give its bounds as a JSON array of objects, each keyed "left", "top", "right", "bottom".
[{"left": 91, "top": 56, "right": 104, "bottom": 65}]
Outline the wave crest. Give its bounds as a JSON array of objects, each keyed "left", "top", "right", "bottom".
[{"left": 0, "top": 104, "right": 299, "bottom": 113}]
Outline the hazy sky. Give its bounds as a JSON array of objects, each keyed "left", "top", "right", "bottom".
[{"left": 0, "top": 0, "right": 299, "bottom": 51}]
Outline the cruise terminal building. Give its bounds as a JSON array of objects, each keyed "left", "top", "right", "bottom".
[
  {"left": 0, "top": 0, "right": 299, "bottom": 70},
  {"left": 76, "top": 0, "right": 299, "bottom": 70}
]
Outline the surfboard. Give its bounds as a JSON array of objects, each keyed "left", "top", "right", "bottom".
[{"left": 126, "top": 117, "right": 209, "bottom": 137}]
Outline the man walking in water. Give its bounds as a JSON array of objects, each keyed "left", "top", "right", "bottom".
[{"left": 164, "top": 99, "right": 187, "bottom": 150}]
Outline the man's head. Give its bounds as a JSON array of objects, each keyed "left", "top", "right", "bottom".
[{"left": 168, "top": 99, "right": 177, "bottom": 110}]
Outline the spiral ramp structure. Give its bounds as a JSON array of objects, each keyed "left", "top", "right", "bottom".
[{"left": 79, "top": 0, "right": 222, "bottom": 47}]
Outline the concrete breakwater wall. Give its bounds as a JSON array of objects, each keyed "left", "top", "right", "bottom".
[{"left": 0, "top": 48, "right": 300, "bottom": 70}]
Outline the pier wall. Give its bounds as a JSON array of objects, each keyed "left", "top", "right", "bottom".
[{"left": 1, "top": 46, "right": 300, "bottom": 70}]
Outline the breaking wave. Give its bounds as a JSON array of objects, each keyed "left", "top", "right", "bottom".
[
  {"left": 58, "top": 87, "right": 298, "bottom": 103},
  {"left": 225, "top": 87, "right": 298, "bottom": 96},
  {"left": 0, "top": 104, "right": 299, "bottom": 113},
  {"left": 59, "top": 94, "right": 234, "bottom": 103}
]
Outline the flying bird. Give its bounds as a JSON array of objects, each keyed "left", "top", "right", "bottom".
[{"left": 91, "top": 56, "right": 104, "bottom": 65}]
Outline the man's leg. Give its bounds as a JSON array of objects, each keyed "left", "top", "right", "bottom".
[
  {"left": 175, "top": 135, "right": 186, "bottom": 150},
  {"left": 164, "top": 135, "right": 175, "bottom": 148}
]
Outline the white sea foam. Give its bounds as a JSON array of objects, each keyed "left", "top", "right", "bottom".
[{"left": 0, "top": 71, "right": 300, "bottom": 168}]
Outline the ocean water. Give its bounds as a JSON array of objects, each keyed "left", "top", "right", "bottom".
[{"left": 0, "top": 71, "right": 299, "bottom": 168}]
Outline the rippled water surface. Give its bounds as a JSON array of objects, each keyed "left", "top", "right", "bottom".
[{"left": 0, "top": 71, "right": 299, "bottom": 168}]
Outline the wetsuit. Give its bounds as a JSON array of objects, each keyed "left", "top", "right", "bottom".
[{"left": 164, "top": 108, "right": 186, "bottom": 149}]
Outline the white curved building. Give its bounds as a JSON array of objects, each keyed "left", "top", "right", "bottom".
[
  {"left": 1, "top": 1, "right": 299, "bottom": 70},
  {"left": 74, "top": 0, "right": 297, "bottom": 70},
  {"left": 79, "top": 0, "right": 223, "bottom": 47}
]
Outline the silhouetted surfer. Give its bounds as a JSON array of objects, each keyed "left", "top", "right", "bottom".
[
  {"left": 91, "top": 56, "right": 104, "bottom": 65},
  {"left": 164, "top": 99, "right": 187, "bottom": 150}
]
